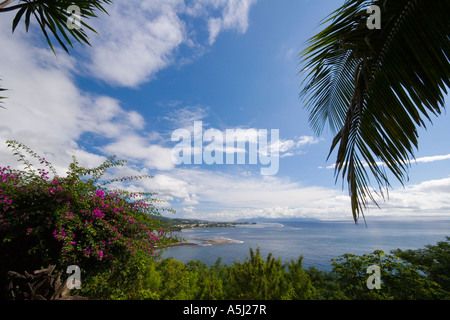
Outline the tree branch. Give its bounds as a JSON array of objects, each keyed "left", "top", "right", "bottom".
[
  {"left": 0, "top": 0, "right": 18, "bottom": 10},
  {"left": 0, "top": 1, "right": 42, "bottom": 13}
]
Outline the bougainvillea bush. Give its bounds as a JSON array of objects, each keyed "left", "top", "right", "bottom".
[{"left": 0, "top": 140, "right": 178, "bottom": 299}]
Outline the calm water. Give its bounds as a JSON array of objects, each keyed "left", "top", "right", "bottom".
[{"left": 160, "top": 219, "right": 450, "bottom": 271}]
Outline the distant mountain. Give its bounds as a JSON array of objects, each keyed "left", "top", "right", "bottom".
[
  {"left": 157, "top": 216, "right": 323, "bottom": 231},
  {"left": 235, "top": 217, "right": 322, "bottom": 223}
]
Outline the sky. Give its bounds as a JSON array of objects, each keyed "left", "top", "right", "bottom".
[{"left": 1, "top": 0, "right": 450, "bottom": 222}]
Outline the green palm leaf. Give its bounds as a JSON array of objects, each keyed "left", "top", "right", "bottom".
[
  {"left": 300, "top": 0, "right": 450, "bottom": 223},
  {"left": 2, "top": 0, "right": 112, "bottom": 54},
  {"left": 0, "top": 82, "right": 6, "bottom": 109}
]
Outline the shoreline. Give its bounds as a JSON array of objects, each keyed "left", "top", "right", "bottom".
[{"left": 167, "top": 237, "right": 243, "bottom": 247}]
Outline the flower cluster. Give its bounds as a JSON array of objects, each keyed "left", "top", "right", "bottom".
[{"left": 0, "top": 141, "right": 178, "bottom": 275}]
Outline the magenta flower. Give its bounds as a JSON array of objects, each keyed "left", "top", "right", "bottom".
[
  {"left": 93, "top": 208, "right": 105, "bottom": 219},
  {"left": 1, "top": 141, "right": 178, "bottom": 275},
  {"left": 95, "top": 189, "right": 105, "bottom": 199}
]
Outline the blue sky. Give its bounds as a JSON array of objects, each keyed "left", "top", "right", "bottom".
[{"left": 1, "top": 0, "right": 449, "bottom": 222}]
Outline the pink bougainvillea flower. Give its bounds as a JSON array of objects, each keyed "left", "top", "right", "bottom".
[{"left": 95, "top": 189, "right": 105, "bottom": 199}]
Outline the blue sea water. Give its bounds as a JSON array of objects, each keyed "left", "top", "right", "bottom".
[{"left": 160, "top": 219, "right": 450, "bottom": 271}]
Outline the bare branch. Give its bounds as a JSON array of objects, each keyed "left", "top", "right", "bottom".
[{"left": 0, "top": 0, "right": 17, "bottom": 10}]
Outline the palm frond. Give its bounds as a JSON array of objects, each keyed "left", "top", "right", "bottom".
[
  {"left": 0, "top": 88, "right": 6, "bottom": 109},
  {"left": 300, "top": 0, "right": 450, "bottom": 223},
  {"left": 3, "top": 0, "right": 112, "bottom": 54}
]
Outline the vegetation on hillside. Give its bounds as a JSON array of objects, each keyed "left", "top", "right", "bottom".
[
  {"left": 0, "top": 142, "right": 449, "bottom": 300},
  {"left": 84, "top": 240, "right": 450, "bottom": 300}
]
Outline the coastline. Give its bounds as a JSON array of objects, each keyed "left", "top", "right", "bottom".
[
  {"left": 158, "top": 217, "right": 256, "bottom": 232},
  {"left": 167, "top": 237, "right": 243, "bottom": 247}
]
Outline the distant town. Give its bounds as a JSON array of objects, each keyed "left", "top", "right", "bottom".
[{"left": 158, "top": 217, "right": 256, "bottom": 231}]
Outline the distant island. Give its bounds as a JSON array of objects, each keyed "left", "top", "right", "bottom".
[{"left": 157, "top": 217, "right": 256, "bottom": 232}]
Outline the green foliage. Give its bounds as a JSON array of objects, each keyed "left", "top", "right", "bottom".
[
  {"left": 93, "top": 240, "right": 449, "bottom": 300},
  {"left": 305, "top": 267, "right": 347, "bottom": 300},
  {"left": 393, "top": 237, "right": 450, "bottom": 295},
  {"left": 330, "top": 250, "right": 446, "bottom": 299},
  {"left": 1, "top": 0, "right": 112, "bottom": 54},
  {"left": 0, "top": 140, "right": 179, "bottom": 299},
  {"left": 226, "top": 248, "right": 287, "bottom": 299},
  {"left": 81, "top": 254, "right": 162, "bottom": 300},
  {"left": 156, "top": 258, "right": 199, "bottom": 300},
  {"left": 284, "top": 257, "right": 316, "bottom": 299},
  {"left": 185, "top": 260, "right": 225, "bottom": 300},
  {"left": 225, "top": 248, "right": 314, "bottom": 300}
]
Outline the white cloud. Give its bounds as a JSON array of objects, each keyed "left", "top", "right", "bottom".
[
  {"left": 77, "top": 96, "right": 146, "bottom": 139},
  {"left": 203, "top": 0, "right": 258, "bottom": 44},
  {"left": 0, "top": 17, "right": 169, "bottom": 174},
  {"left": 0, "top": 18, "right": 88, "bottom": 171},
  {"left": 101, "top": 134, "right": 175, "bottom": 171},
  {"left": 86, "top": 0, "right": 186, "bottom": 87},
  {"left": 167, "top": 115, "right": 320, "bottom": 159},
  {"left": 372, "top": 177, "right": 450, "bottom": 217},
  {"left": 142, "top": 173, "right": 195, "bottom": 203},
  {"left": 162, "top": 105, "right": 209, "bottom": 130},
  {"left": 78, "top": 0, "right": 256, "bottom": 87},
  {"left": 81, "top": 0, "right": 258, "bottom": 87},
  {"left": 275, "top": 136, "right": 321, "bottom": 158},
  {"left": 137, "top": 168, "right": 351, "bottom": 221},
  {"left": 413, "top": 154, "right": 450, "bottom": 164},
  {"left": 122, "top": 162, "right": 450, "bottom": 222},
  {"left": 324, "top": 153, "right": 450, "bottom": 170}
]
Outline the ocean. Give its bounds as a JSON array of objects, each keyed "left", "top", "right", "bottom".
[{"left": 160, "top": 219, "right": 450, "bottom": 271}]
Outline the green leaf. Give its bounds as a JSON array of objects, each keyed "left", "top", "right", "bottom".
[
  {"left": 7, "top": 0, "right": 112, "bottom": 55},
  {"left": 12, "top": 6, "right": 26, "bottom": 32}
]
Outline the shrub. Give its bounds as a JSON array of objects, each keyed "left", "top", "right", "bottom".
[
  {"left": 225, "top": 248, "right": 315, "bottom": 300},
  {"left": 331, "top": 250, "right": 446, "bottom": 300},
  {"left": 0, "top": 140, "right": 178, "bottom": 299}
]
